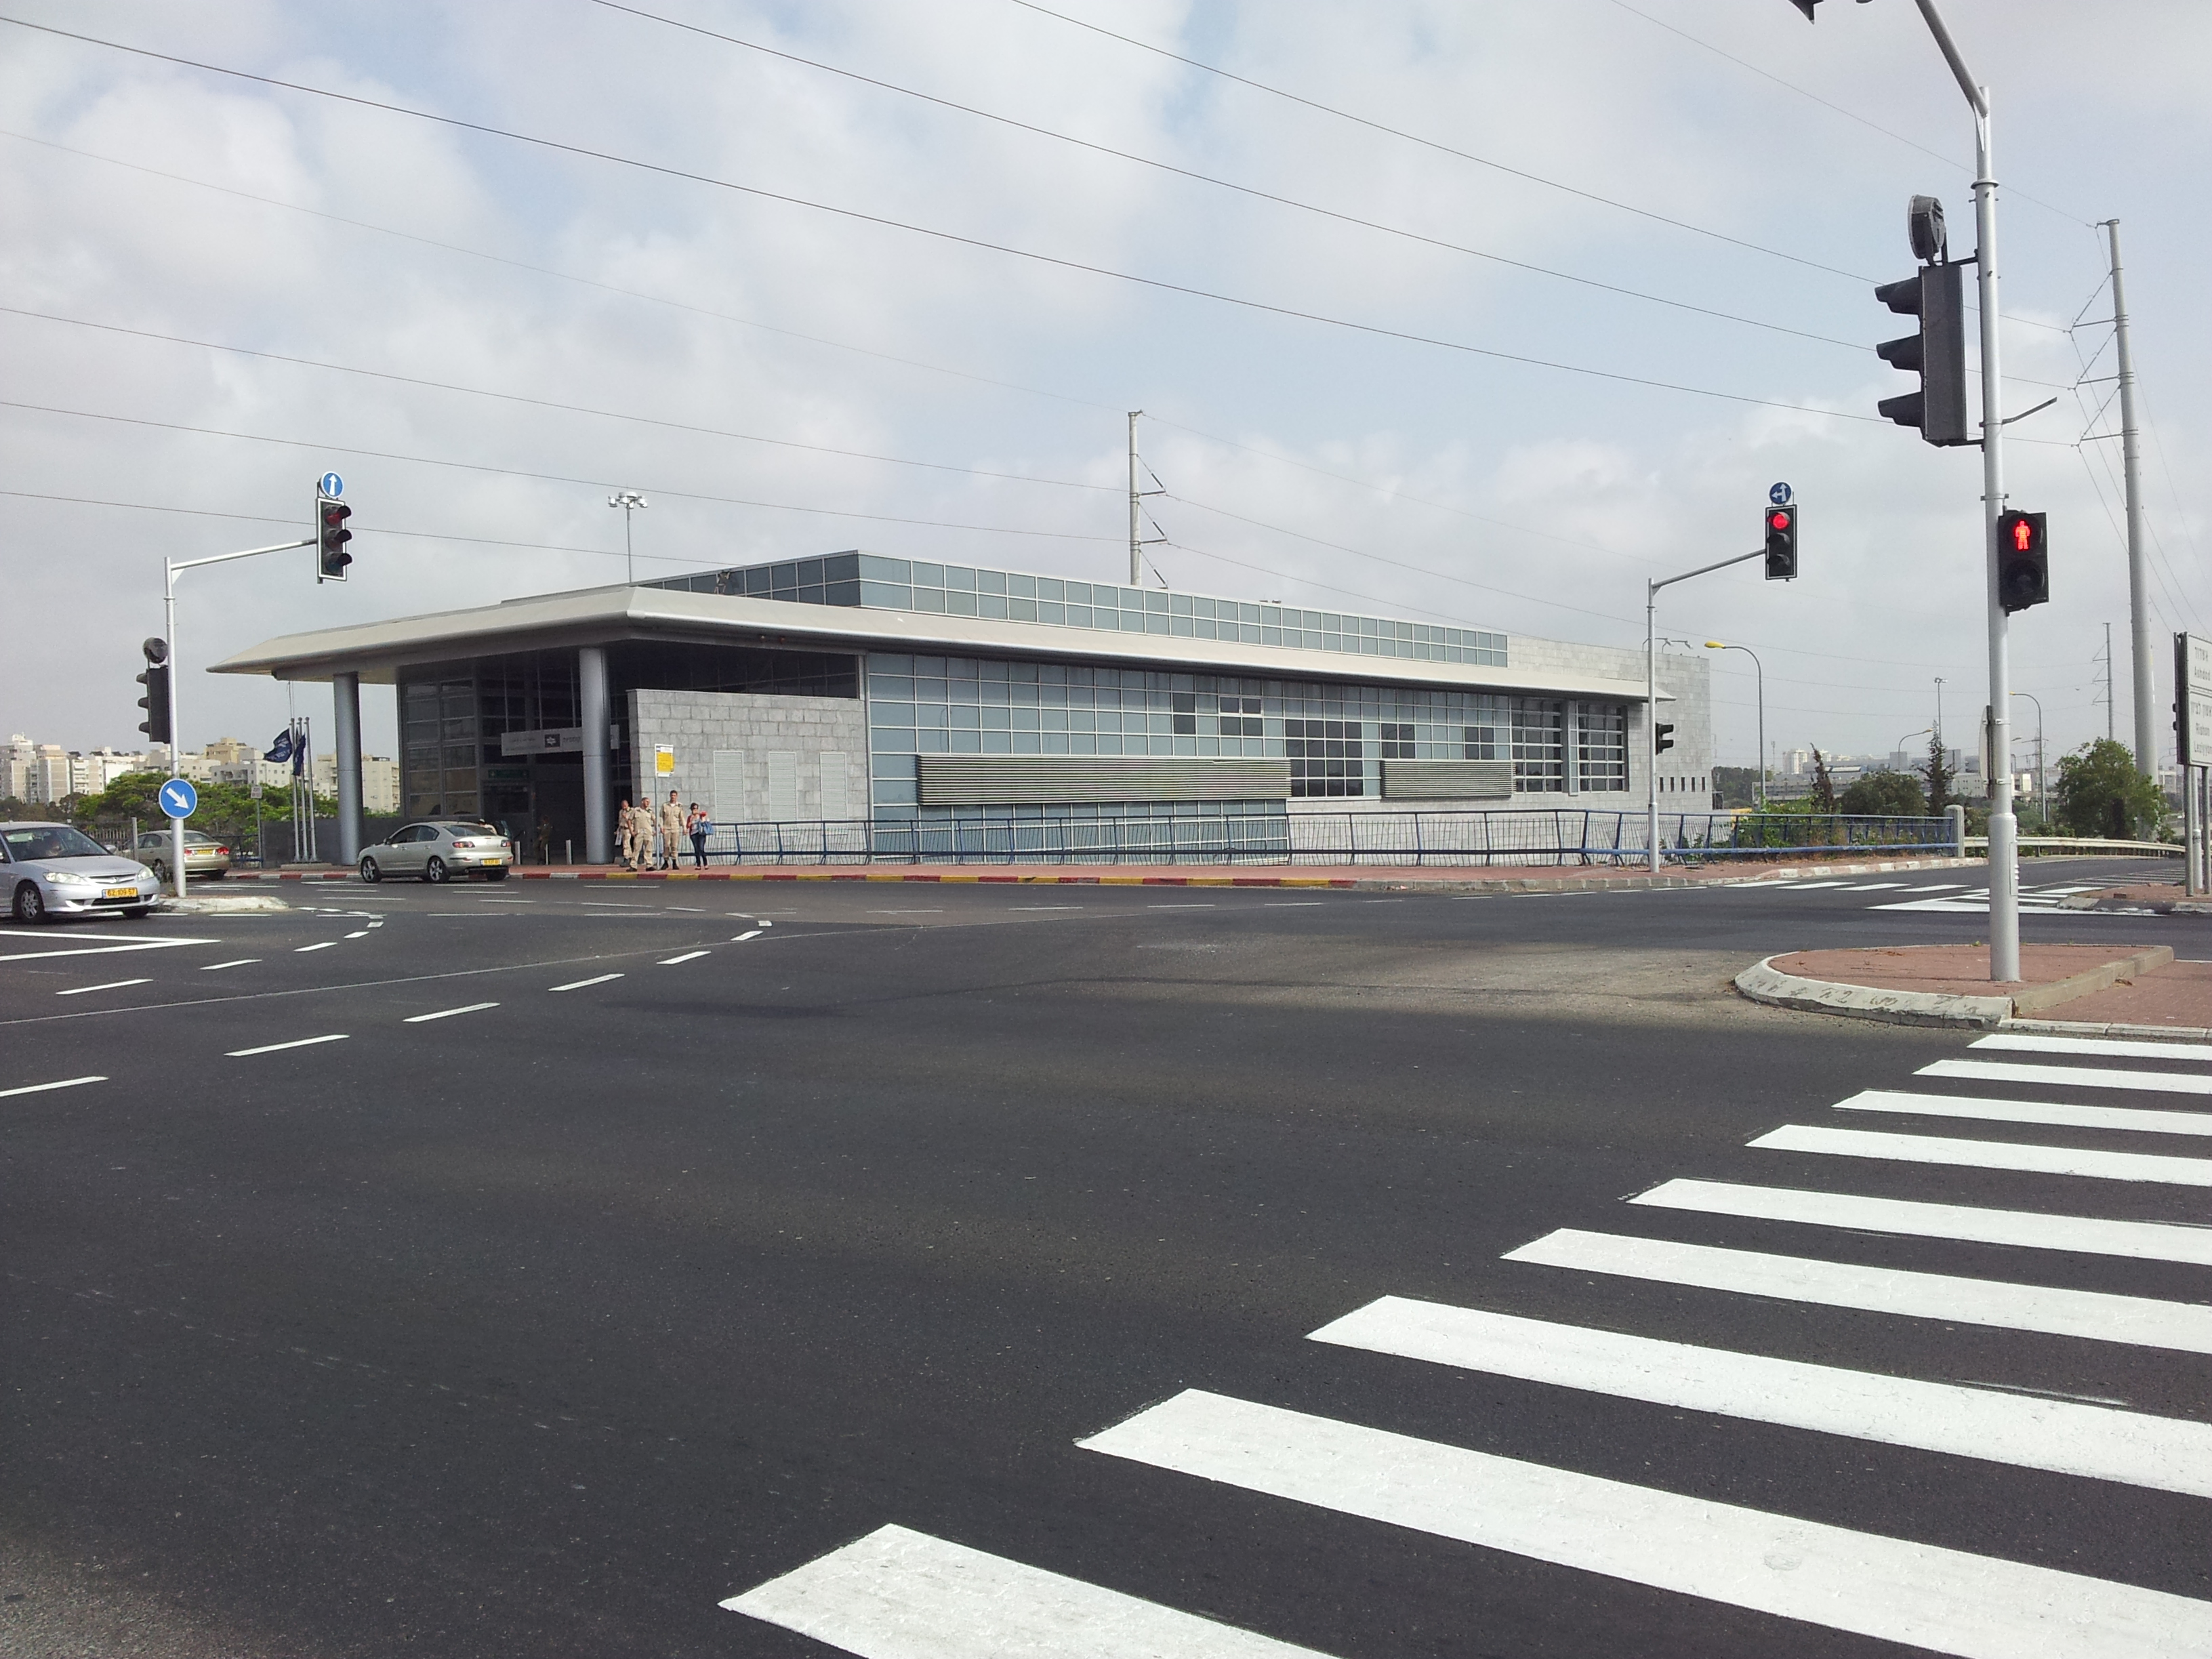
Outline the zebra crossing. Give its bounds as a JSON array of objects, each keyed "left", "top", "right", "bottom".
[
  {"left": 1873, "top": 881, "right": 2125, "bottom": 914},
  {"left": 724, "top": 1029, "right": 2212, "bottom": 1658}
]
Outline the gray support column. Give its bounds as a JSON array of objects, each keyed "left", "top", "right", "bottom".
[
  {"left": 581, "top": 645, "right": 611, "bottom": 864},
  {"left": 333, "top": 671, "right": 364, "bottom": 865}
]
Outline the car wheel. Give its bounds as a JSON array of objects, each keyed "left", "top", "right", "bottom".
[
  {"left": 485, "top": 867, "right": 509, "bottom": 882},
  {"left": 424, "top": 856, "right": 449, "bottom": 884},
  {"left": 12, "top": 882, "right": 47, "bottom": 924},
  {"left": 149, "top": 858, "right": 169, "bottom": 885},
  {"left": 359, "top": 856, "right": 382, "bottom": 884},
  {"left": 123, "top": 906, "right": 152, "bottom": 920},
  {"left": 207, "top": 869, "right": 228, "bottom": 880}
]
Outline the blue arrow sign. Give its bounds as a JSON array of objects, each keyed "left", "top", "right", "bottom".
[
  {"left": 159, "top": 777, "right": 198, "bottom": 819},
  {"left": 1769, "top": 481, "right": 1793, "bottom": 506},
  {"left": 319, "top": 471, "right": 344, "bottom": 498}
]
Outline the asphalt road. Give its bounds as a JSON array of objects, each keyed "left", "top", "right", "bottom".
[{"left": 1, "top": 857, "right": 2205, "bottom": 1657}]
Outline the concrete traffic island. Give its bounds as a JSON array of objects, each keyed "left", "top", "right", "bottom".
[{"left": 1738, "top": 942, "right": 2210, "bottom": 1033}]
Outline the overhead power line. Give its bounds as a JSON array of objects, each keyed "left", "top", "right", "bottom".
[
  {"left": 593, "top": 0, "right": 1871, "bottom": 354},
  {"left": 0, "top": 302, "right": 1112, "bottom": 492},
  {"left": 0, "top": 13, "right": 1897, "bottom": 426},
  {"left": 0, "top": 398, "right": 1119, "bottom": 544}
]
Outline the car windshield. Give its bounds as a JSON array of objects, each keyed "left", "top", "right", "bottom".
[{"left": 5, "top": 825, "right": 111, "bottom": 861}]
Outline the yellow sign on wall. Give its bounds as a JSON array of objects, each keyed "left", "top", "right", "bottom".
[{"left": 653, "top": 744, "right": 676, "bottom": 775}]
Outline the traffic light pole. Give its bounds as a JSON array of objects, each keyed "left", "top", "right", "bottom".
[
  {"left": 1910, "top": 0, "right": 2020, "bottom": 982},
  {"left": 162, "top": 537, "right": 310, "bottom": 899},
  {"left": 1647, "top": 547, "right": 1765, "bottom": 873}
]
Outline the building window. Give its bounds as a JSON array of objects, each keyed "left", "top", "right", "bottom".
[
  {"left": 1286, "top": 718, "right": 1363, "bottom": 797},
  {"left": 1463, "top": 721, "right": 1499, "bottom": 760},
  {"left": 1170, "top": 692, "right": 1197, "bottom": 735},
  {"left": 1218, "top": 695, "right": 1263, "bottom": 737},
  {"left": 1378, "top": 722, "right": 1416, "bottom": 758},
  {"left": 1512, "top": 699, "right": 1565, "bottom": 792},
  {"left": 1576, "top": 703, "right": 1628, "bottom": 791}
]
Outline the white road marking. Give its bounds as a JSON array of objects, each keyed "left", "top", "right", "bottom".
[
  {"left": 550, "top": 973, "right": 623, "bottom": 992},
  {"left": 732, "top": 930, "right": 763, "bottom": 941},
  {"left": 294, "top": 941, "right": 337, "bottom": 953},
  {"left": 345, "top": 930, "right": 370, "bottom": 939},
  {"left": 1311, "top": 1296, "right": 2212, "bottom": 1497},
  {"left": 56, "top": 978, "right": 151, "bottom": 996},
  {"left": 724, "top": 1523, "right": 1330, "bottom": 1658},
  {"left": 1504, "top": 1228, "right": 2212, "bottom": 1354},
  {"left": 665, "top": 905, "right": 705, "bottom": 912},
  {"left": 867, "top": 908, "right": 943, "bottom": 914},
  {"left": 1837, "top": 1088, "right": 2212, "bottom": 1136},
  {"left": 0, "top": 937, "right": 218, "bottom": 964},
  {"left": 1976, "top": 1032, "right": 2212, "bottom": 1063},
  {"left": 1262, "top": 901, "right": 1325, "bottom": 907},
  {"left": 1008, "top": 905, "right": 1083, "bottom": 911},
  {"left": 1780, "top": 880, "right": 1851, "bottom": 889},
  {"left": 1921, "top": 1058, "right": 2212, "bottom": 1097},
  {"left": 582, "top": 901, "right": 653, "bottom": 909},
  {"left": 403, "top": 1001, "right": 500, "bottom": 1023},
  {"left": 659, "top": 950, "right": 708, "bottom": 965},
  {"left": 366, "top": 920, "right": 383, "bottom": 928},
  {"left": 1908, "top": 882, "right": 1969, "bottom": 890},
  {"left": 1080, "top": 1391, "right": 2212, "bottom": 1659},
  {"left": 199, "top": 958, "right": 260, "bottom": 971},
  {"left": 1629, "top": 1177, "right": 2212, "bottom": 1266},
  {"left": 1753, "top": 1122, "right": 2212, "bottom": 1186},
  {"left": 0, "top": 1074, "right": 106, "bottom": 1099},
  {"left": 1839, "top": 882, "right": 1911, "bottom": 890},
  {"left": 226, "top": 1033, "right": 349, "bottom": 1057},
  {"left": 1147, "top": 903, "right": 1216, "bottom": 908}
]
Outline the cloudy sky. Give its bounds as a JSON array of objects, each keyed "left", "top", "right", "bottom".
[{"left": 3, "top": 0, "right": 2206, "bottom": 773}]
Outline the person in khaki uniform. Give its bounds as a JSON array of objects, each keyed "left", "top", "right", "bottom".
[
  {"left": 617, "top": 798, "right": 639, "bottom": 869},
  {"left": 658, "top": 789, "right": 686, "bottom": 872}
]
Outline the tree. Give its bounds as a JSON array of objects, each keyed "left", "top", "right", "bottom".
[
  {"left": 1839, "top": 770, "right": 1926, "bottom": 817},
  {"left": 1809, "top": 747, "right": 1839, "bottom": 813},
  {"left": 1711, "top": 766, "right": 1761, "bottom": 809},
  {"left": 2055, "top": 738, "right": 2166, "bottom": 839},
  {"left": 1919, "top": 733, "right": 1956, "bottom": 817}
]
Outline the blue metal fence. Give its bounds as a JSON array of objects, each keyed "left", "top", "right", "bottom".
[{"left": 678, "top": 810, "right": 1953, "bottom": 867}]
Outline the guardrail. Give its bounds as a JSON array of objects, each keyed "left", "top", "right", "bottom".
[
  {"left": 678, "top": 810, "right": 1957, "bottom": 868},
  {"left": 1965, "top": 836, "right": 2180, "bottom": 856}
]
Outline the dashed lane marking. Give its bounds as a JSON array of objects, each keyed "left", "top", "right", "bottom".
[
  {"left": 659, "top": 950, "right": 709, "bottom": 966},
  {"left": 1629, "top": 1176, "right": 2212, "bottom": 1267},
  {"left": 0, "top": 1074, "right": 106, "bottom": 1099},
  {"left": 0, "top": 937, "right": 220, "bottom": 964},
  {"left": 1008, "top": 905, "right": 1083, "bottom": 912},
  {"left": 295, "top": 941, "right": 337, "bottom": 953},
  {"left": 1147, "top": 903, "right": 1215, "bottom": 908},
  {"left": 345, "top": 930, "right": 369, "bottom": 939},
  {"left": 549, "top": 973, "right": 623, "bottom": 992},
  {"left": 1263, "top": 901, "right": 1326, "bottom": 907},
  {"left": 1079, "top": 1391, "right": 2212, "bottom": 1659},
  {"left": 403, "top": 1001, "right": 501, "bottom": 1023},
  {"left": 199, "top": 959, "right": 260, "bottom": 970},
  {"left": 56, "top": 978, "right": 151, "bottom": 996},
  {"left": 732, "top": 930, "right": 764, "bottom": 941},
  {"left": 226, "top": 1033, "right": 349, "bottom": 1058},
  {"left": 726, "top": 1523, "right": 1331, "bottom": 1658}
]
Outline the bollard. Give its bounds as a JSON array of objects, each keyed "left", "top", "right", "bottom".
[{"left": 1946, "top": 803, "right": 1965, "bottom": 857}]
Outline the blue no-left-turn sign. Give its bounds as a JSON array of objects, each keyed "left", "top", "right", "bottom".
[
  {"left": 1769, "top": 481, "right": 1793, "bottom": 506},
  {"left": 159, "top": 777, "right": 198, "bottom": 819},
  {"left": 319, "top": 472, "right": 344, "bottom": 498}
]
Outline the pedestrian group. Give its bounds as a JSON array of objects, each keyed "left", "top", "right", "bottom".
[{"left": 616, "top": 790, "right": 712, "bottom": 870}]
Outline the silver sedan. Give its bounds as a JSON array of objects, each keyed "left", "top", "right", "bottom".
[
  {"left": 1, "top": 821, "right": 161, "bottom": 923},
  {"left": 357, "top": 821, "right": 514, "bottom": 884}
]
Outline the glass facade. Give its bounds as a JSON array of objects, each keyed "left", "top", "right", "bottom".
[
  {"left": 646, "top": 552, "right": 1510, "bottom": 668},
  {"left": 865, "top": 652, "right": 1628, "bottom": 816}
]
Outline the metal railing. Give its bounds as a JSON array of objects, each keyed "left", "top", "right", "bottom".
[{"left": 675, "top": 810, "right": 1957, "bottom": 867}]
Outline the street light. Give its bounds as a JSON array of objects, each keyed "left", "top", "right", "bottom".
[
  {"left": 608, "top": 491, "right": 647, "bottom": 584},
  {"left": 1705, "top": 641, "right": 1765, "bottom": 808},
  {"left": 2011, "top": 689, "right": 2045, "bottom": 825}
]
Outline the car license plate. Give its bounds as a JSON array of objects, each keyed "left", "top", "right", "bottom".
[
  {"left": 104, "top": 886, "right": 137, "bottom": 899},
  {"left": 480, "top": 857, "right": 506, "bottom": 866}
]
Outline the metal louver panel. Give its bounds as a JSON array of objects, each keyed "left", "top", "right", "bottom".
[
  {"left": 916, "top": 755, "right": 1290, "bottom": 805},
  {"left": 1381, "top": 759, "right": 1514, "bottom": 800}
]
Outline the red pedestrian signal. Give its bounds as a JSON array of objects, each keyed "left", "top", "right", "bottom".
[{"left": 1996, "top": 510, "right": 2048, "bottom": 613}]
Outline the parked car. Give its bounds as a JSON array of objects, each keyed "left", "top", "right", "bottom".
[
  {"left": 357, "top": 821, "right": 514, "bottom": 884},
  {"left": 2, "top": 821, "right": 160, "bottom": 922},
  {"left": 134, "top": 827, "right": 234, "bottom": 884}
]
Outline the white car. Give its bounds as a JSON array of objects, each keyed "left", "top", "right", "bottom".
[
  {"left": 357, "top": 821, "right": 514, "bottom": 884},
  {"left": 2, "top": 821, "right": 161, "bottom": 923}
]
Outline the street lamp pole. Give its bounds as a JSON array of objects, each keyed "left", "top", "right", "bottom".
[
  {"left": 1647, "top": 544, "right": 1767, "bottom": 872},
  {"left": 1705, "top": 642, "right": 1765, "bottom": 807},
  {"left": 608, "top": 491, "right": 647, "bottom": 584},
  {"left": 2011, "top": 689, "right": 2044, "bottom": 825}
]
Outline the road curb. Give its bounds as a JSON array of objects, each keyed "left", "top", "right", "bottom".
[
  {"left": 2002, "top": 1015, "right": 2212, "bottom": 1041},
  {"left": 1734, "top": 956, "right": 2013, "bottom": 1029}
]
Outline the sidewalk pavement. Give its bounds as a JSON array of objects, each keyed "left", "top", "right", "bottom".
[
  {"left": 2057, "top": 880, "right": 2212, "bottom": 917},
  {"left": 1740, "top": 942, "right": 2212, "bottom": 1034},
  {"left": 220, "top": 853, "right": 1982, "bottom": 895}
]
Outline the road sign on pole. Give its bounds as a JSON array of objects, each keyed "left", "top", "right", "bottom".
[
  {"left": 159, "top": 777, "right": 198, "bottom": 819},
  {"left": 319, "top": 472, "right": 344, "bottom": 498},
  {"left": 1769, "top": 482, "right": 1793, "bottom": 506},
  {"left": 2178, "top": 634, "right": 2212, "bottom": 767}
]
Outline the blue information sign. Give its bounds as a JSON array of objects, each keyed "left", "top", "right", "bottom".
[
  {"left": 1769, "top": 481, "right": 1793, "bottom": 506},
  {"left": 159, "top": 777, "right": 198, "bottom": 819}
]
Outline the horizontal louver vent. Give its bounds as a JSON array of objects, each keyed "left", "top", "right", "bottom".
[
  {"left": 917, "top": 756, "right": 1292, "bottom": 805},
  {"left": 1381, "top": 759, "right": 1514, "bottom": 800}
]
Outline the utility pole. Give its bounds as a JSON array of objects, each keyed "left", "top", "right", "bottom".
[
  {"left": 1126, "top": 412, "right": 1166, "bottom": 586},
  {"left": 608, "top": 491, "right": 647, "bottom": 585},
  {"left": 2102, "top": 622, "right": 2116, "bottom": 741},
  {"left": 2105, "top": 221, "right": 2155, "bottom": 776}
]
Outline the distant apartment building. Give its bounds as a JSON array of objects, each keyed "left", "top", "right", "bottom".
[
  {"left": 2, "top": 733, "right": 34, "bottom": 800},
  {"left": 312, "top": 752, "right": 399, "bottom": 814}
]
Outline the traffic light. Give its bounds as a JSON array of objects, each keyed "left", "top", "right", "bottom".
[
  {"left": 136, "top": 636, "right": 171, "bottom": 743},
  {"left": 1763, "top": 504, "right": 1798, "bottom": 581},
  {"left": 316, "top": 494, "right": 353, "bottom": 581},
  {"left": 1875, "top": 197, "right": 1969, "bottom": 447},
  {"left": 1996, "top": 510, "right": 2048, "bottom": 613},
  {"left": 1655, "top": 722, "right": 1676, "bottom": 755}
]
